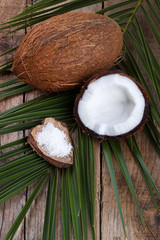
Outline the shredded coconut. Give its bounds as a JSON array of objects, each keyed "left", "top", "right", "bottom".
[{"left": 36, "top": 122, "right": 72, "bottom": 157}]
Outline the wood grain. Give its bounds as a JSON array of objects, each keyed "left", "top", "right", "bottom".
[
  {"left": 24, "top": 0, "right": 48, "bottom": 237},
  {"left": 24, "top": 3, "right": 102, "bottom": 240},
  {"left": 101, "top": 133, "right": 160, "bottom": 240},
  {"left": 101, "top": 1, "right": 160, "bottom": 239},
  {"left": 0, "top": 1, "right": 27, "bottom": 239},
  {"left": 0, "top": 1, "right": 160, "bottom": 240}
]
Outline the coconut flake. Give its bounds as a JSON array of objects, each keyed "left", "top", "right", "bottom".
[{"left": 36, "top": 122, "right": 72, "bottom": 157}]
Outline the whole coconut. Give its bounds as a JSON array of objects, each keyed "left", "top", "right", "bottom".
[{"left": 12, "top": 12, "right": 123, "bottom": 92}]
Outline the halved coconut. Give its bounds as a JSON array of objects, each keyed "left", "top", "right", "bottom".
[
  {"left": 74, "top": 71, "right": 149, "bottom": 139},
  {"left": 28, "top": 118, "right": 73, "bottom": 168}
]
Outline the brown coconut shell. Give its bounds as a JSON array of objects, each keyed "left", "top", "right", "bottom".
[
  {"left": 12, "top": 12, "right": 123, "bottom": 92},
  {"left": 74, "top": 70, "right": 149, "bottom": 140},
  {"left": 28, "top": 118, "right": 73, "bottom": 168}
]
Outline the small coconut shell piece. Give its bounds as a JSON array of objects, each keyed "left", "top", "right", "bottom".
[
  {"left": 12, "top": 12, "right": 123, "bottom": 92},
  {"left": 28, "top": 118, "right": 73, "bottom": 168},
  {"left": 74, "top": 71, "right": 149, "bottom": 140}
]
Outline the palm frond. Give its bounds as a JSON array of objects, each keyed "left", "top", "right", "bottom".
[
  {"left": 0, "top": 47, "right": 18, "bottom": 58},
  {"left": 146, "top": 0, "right": 160, "bottom": 24},
  {"left": 0, "top": 82, "right": 26, "bottom": 93},
  {"left": 0, "top": 136, "right": 27, "bottom": 150},
  {"left": 0, "top": 144, "right": 31, "bottom": 161},
  {"left": 141, "top": 5, "right": 160, "bottom": 46},
  {"left": 122, "top": 0, "right": 143, "bottom": 35},
  {"left": 0, "top": 92, "right": 75, "bottom": 119},
  {"left": 0, "top": 77, "right": 31, "bottom": 101},
  {"left": 75, "top": 130, "right": 89, "bottom": 240},
  {"left": 126, "top": 137, "right": 159, "bottom": 210},
  {"left": 0, "top": 0, "right": 160, "bottom": 238},
  {"left": 0, "top": 0, "right": 138, "bottom": 32},
  {"left": 96, "top": 0, "right": 137, "bottom": 15},
  {"left": 42, "top": 169, "right": 58, "bottom": 240},
  {"left": 76, "top": 128, "right": 95, "bottom": 239},
  {"left": 154, "top": 0, "right": 160, "bottom": 10},
  {"left": 0, "top": 95, "right": 52, "bottom": 119},
  {"left": 0, "top": 170, "right": 47, "bottom": 205},
  {"left": 0, "top": 77, "right": 18, "bottom": 88},
  {"left": 0, "top": 0, "right": 105, "bottom": 32},
  {"left": 64, "top": 128, "right": 95, "bottom": 240},
  {"left": 62, "top": 169, "right": 71, "bottom": 240},
  {"left": 67, "top": 166, "right": 82, "bottom": 240},
  {"left": 86, "top": 133, "right": 95, "bottom": 238},
  {"left": 143, "top": 125, "right": 160, "bottom": 156},
  {"left": 0, "top": 138, "right": 49, "bottom": 187},
  {"left": 0, "top": 121, "right": 41, "bottom": 135},
  {"left": 127, "top": 136, "right": 160, "bottom": 201},
  {"left": 0, "top": 92, "right": 75, "bottom": 134},
  {"left": 102, "top": 141, "right": 126, "bottom": 236},
  {"left": 119, "top": 1, "right": 160, "bottom": 155},
  {"left": 0, "top": 160, "right": 48, "bottom": 185},
  {"left": 3, "top": 174, "right": 48, "bottom": 240},
  {"left": 0, "top": 60, "right": 13, "bottom": 73},
  {"left": 109, "top": 140, "right": 144, "bottom": 225},
  {"left": 0, "top": 84, "right": 33, "bottom": 99}
]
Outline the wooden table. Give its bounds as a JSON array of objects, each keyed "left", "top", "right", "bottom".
[{"left": 0, "top": 1, "right": 160, "bottom": 239}]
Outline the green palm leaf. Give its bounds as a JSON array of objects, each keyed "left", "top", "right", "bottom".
[
  {"left": 141, "top": 5, "right": 160, "bottom": 46},
  {"left": 3, "top": 174, "right": 48, "bottom": 240},
  {"left": 0, "top": 0, "right": 106, "bottom": 32},
  {"left": 0, "top": 85, "right": 32, "bottom": 100},
  {"left": 86, "top": 133, "right": 95, "bottom": 238},
  {"left": 75, "top": 130, "right": 88, "bottom": 240},
  {"left": 0, "top": 78, "right": 18, "bottom": 88},
  {"left": 0, "top": 0, "right": 160, "bottom": 238},
  {"left": 146, "top": 0, "right": 160, "bottom": 24},
  {"left": 76, "top": 128, "right": 95, "bottom": 239},
  {"left": 127, "top": 136, "right": 160, "bottom": 200},
  {"left": 67, "top": 166, "right": 82, "bottom": 240},
  {"left": 0, "top": 170, "right": 47, "bottom": 205},
  {"left": 143, "top": 125, "right": 160, "bottom": 156},
  {"left": 62, "top": 169, "right": 71, "bottom": 240},
  {"left": 42, "top": 169, "right": 58, "bottom": 240},
  {"left": 0, "top": 136, "right": 27, "bottom": 150},
  {"left": 109, "top": 140, "right": 144, "bottom": 225},
  {"left": 126, "top": 137, "right": 159, "bottom": 210},
  {"left": 102, "top": 141, "right": 126, "bottom": 236}
]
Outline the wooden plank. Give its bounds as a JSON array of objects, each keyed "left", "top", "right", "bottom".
[
  {"left": 94, "top": 139, "right": 101, "bottom": 240},
  {"left": 101, "top": 1, "right": 160, "bottom": 239},
  {"left": 2, "top": 1, "right": 159, "bottom": 240},
  {"left": 0, "top": 1, "right": 27, "bottom": 239},
  {"left": 101, "top": 133, "right": 160, "bottom": 239},
  {"left": 22, "top": 1, "right": 48, "bottom": 238},
  {"left": 75, "top": 5, "right": 102, "bottom": 240},
  {"left": 24, "top": 2, "right": 102, "bottom": 239},
  {"left": 25, "top": 180, "right": 48, "bottom": 240},
  {"left": 24, "top": 91, "right": 45, "bottom": 240}
]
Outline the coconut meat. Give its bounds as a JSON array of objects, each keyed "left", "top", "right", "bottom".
[{"left": 78, "top": 74, "right": 145, "bottom": 136}]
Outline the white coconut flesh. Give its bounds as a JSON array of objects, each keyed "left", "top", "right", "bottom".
[{"left": 78, "top": 73, "right": 146, "bottom": 137}]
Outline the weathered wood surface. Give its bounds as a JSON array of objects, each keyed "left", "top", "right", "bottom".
[
  {"left": 0, "top": 1, "right": 160, "bottom": 240},
  {"left": 0, "top": 1, "right": 26, "bottom": 240}
]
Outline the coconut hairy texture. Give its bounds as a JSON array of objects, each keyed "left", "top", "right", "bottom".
[
  {"left": 12, "top": 12, "right": 123, "bottom": 92},
  {"left": 74, "top": 71, "right": 149, "bottom": 140},
  {"left": 28, "top": 118, "right": 73, "bottom": 168}
]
